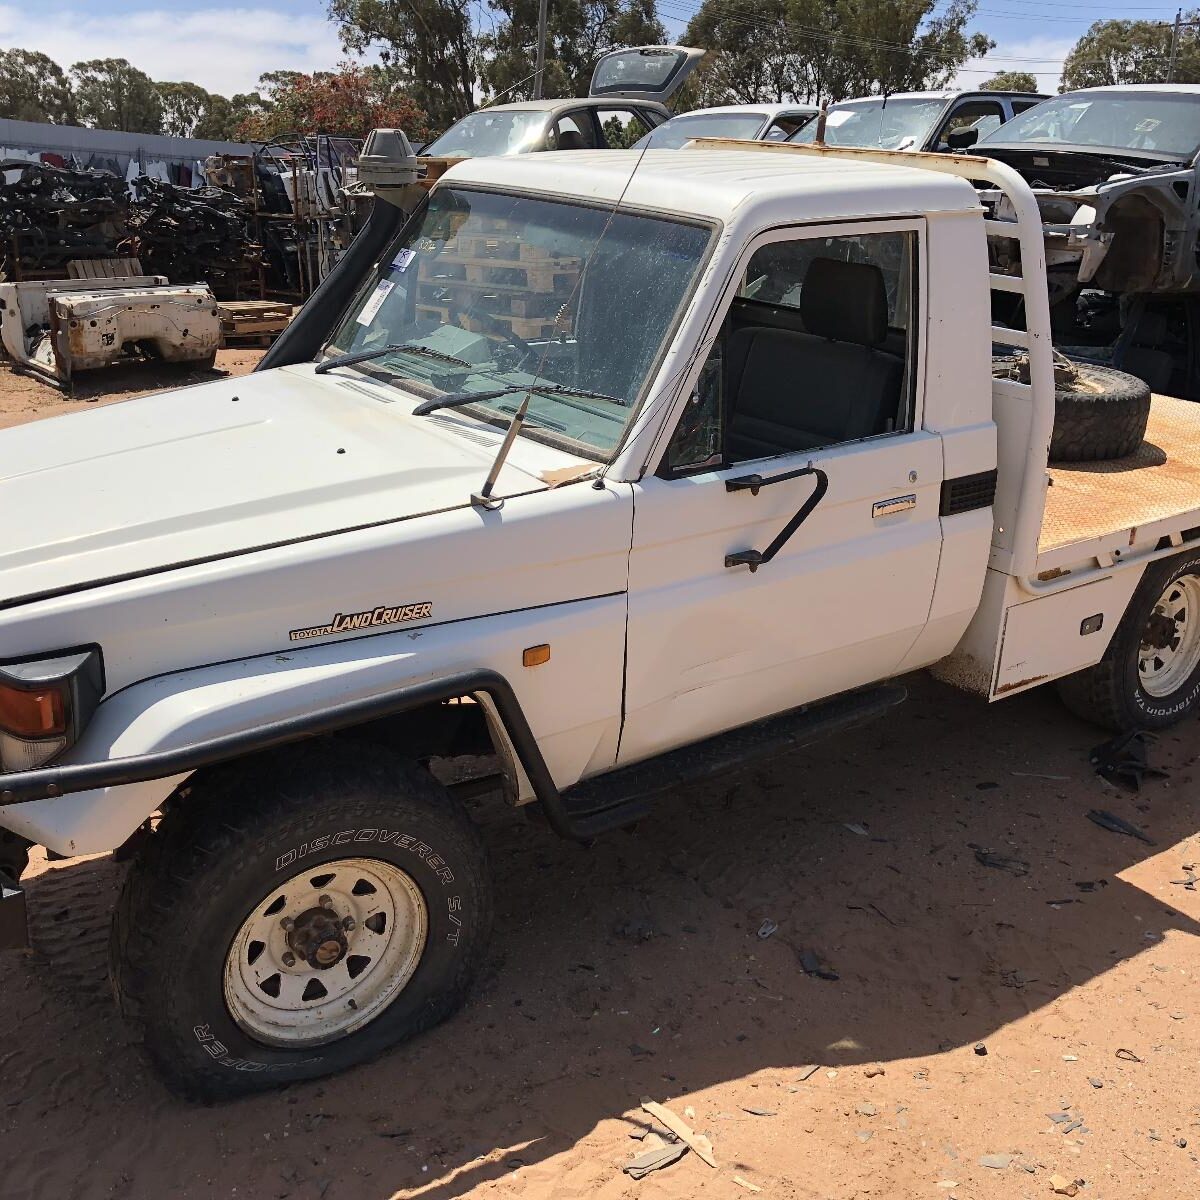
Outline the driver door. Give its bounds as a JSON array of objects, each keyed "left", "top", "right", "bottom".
[{"left": 619, "top": 220, "right": 944, "bottom": 765}]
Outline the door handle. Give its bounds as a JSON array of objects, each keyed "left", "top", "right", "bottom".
[{"left": 872, "top": 494, "right": 917, "bottom": 518}]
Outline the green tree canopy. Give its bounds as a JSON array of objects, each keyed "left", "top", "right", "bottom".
[
  {"left": 980, "top": 69, "right": 1040, "bottom": 92},
  {"left": 70, "top": 57, "right": 163, "bottom": 133},
  {"left": 681, "top": 0, "right": 993, "bottom": 106},
  {"left": 1061, "top": 16, "right": 1200, "bottom": 90},
  {"left": 0, "top": 48, "right": 76, "bottom": 124},
  {"left": 155, "top": 81, "right": 237, "bottom": 138},
  {"left": 481, "top": 0, "right": 665, "bottom": 102},
  {"left": 328, "top": 0, "right": 476, "bottom": 131}
]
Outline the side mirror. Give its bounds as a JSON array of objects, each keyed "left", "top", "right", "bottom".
[{"left": 945, "top": 128, "right": 979, "bottom": 150}]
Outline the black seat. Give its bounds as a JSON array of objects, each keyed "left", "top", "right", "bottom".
[
  {"left": 726, "top": 257, "right": 904, "bottom": 461},
  {"left": 555, "top": 129, "right": 586, "bottom": 150}
]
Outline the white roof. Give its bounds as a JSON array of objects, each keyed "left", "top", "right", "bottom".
[
  {"left": 1066, "top": 83, "right": 1200, "bottom": 95},
  {"left": 835, "top": 91, "right": 956, "bottom": 104},
  {"left": 442, "top": 146, "right": 980, "bottom": 228}
]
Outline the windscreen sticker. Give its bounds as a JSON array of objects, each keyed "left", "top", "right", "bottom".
[
  {"left": 356, "top": 278, "right": 395, "bottom": 326},
  {"left": 289, "top": 601, "right": 433, "bottom": 642},
  {"left": 390, "top": 248, "right": 417, "bottom": 273}
]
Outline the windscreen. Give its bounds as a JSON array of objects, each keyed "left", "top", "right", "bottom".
[
  {"left": 326, "top": 187, "right": 713, "bottom": 459},
  {"left": 422, "top": 111, "right": 546, "bottom": 158},
  {"left": 632, "top": 111, "right": 768, "bottom": 149},
  {"left": 979, "top": 91, "right": 1200, "bottom": 158},
  {"left": 789, "top": 97, "right": 947, "bottom": 150}
]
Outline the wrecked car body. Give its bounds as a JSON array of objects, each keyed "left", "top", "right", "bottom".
[{"left": 977, "top": 85, "right": 1200, "bottom": 396}]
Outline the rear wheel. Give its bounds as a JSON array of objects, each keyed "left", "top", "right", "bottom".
[
  {"left": 1057, "top": 552, "right": 1200, "bottom": 730},
  {"left": 111, "top": 741, "right": 492, "bottom": 1100}
]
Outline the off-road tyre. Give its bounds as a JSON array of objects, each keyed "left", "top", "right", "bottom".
[
  {"left": 1057, "top": 551, "right": 1200, "bottom": 731},
  {"left": 1049, "top": 363, "right": 1150, "bottom": 463},
  {"left": 110, "top": 740, "right": 492, "bottom": 1101}
]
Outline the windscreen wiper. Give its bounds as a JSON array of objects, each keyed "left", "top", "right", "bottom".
[
  {"left": 314, "top": 342, "right": 471, "bottom": 375},
  {"left": 411, "top": 382, "right": 626, "bottom": 416}
]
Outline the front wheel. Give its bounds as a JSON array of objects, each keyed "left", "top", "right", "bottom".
[
  {"left": 111, "top": 742, "right": 492, "bottom": 1100},
  {"left": 1057, "top": 553, "right": 1200, "bottom": 730}
]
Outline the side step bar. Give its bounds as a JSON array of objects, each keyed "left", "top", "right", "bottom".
[{"left": 557, "top": 684, "right": 907, "bottom": 838}]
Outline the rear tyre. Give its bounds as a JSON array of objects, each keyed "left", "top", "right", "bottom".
[
  {"left": 1049, "top": 363, "right": 1150, "bottom": 463},
  {"left": 110, "top": 741, "right": 492, "bottom": 1100},
  {"left": 1057, "top": 552, "right": 1200, "bottom": 730}
]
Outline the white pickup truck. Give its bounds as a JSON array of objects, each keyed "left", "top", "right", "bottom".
[{"left": 2, "top": 137, "right": 1200, "bottom": 1100}]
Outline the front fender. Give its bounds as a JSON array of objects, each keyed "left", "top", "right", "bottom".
[{"left": 0, "top": 595, "right": 625, "bottom": 855}]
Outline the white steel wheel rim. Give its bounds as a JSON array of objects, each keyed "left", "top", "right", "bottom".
[
  {"left": 1139, "top": 574, "right": 1200, "bottom": 699},
  {"left": 223, "top": 857, "right": 428, "bottom": 1047}
]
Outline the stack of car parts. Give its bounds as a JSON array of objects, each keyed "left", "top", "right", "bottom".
[
  {"left": 123, "top": 176, "right": 262, "bottom": 299},
  {"left": 0, "top": 160, "right": 128, "bottom": 279}
]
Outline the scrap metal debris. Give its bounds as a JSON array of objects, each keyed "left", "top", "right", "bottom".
[
  {"left": 1090, "top": 731, "right": 1167, "bottom": 792},
  {"left": 798, "top": 948, "right": 839, "bottom": 981},
  {"left": 640, "top": 1097, "right": 717, "bottom": 1167},
  {"left": 972, "top": 846, "right": 1031, "bottom": 876},
  {"left": 125, "top": 177, "right": 260, "bottom": 298},
  {"left": 622, "top": 1135, "right": 688, "bottom": 1179},
  {"left": 756, "top": 918, "right": 778, "bottom": 940},
  {"left": 1170, "top": 864, "right": 1198, "bottom": 891},
  {"left": 1087, "top": 809, "right": 1156, "bottom": 845},
  {"left": 0, "top": 159, "right": 128, "bottom": 276}
]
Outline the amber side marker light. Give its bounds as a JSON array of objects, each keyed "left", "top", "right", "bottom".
[
  {"left": 0, "top": 649, "right": 104, "bottom": 773},
  {"left": 522, "top": 644, "right": 551, "bottom": 668}
]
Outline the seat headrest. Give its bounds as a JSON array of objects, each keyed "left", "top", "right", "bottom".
[
  {"left": 799, "top": 256, "right": 889, "bottom": 347},
  {"left": 556, "top": 130, "right": 586, "bottom": 150}
]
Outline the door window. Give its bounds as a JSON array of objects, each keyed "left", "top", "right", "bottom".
[
  {"left": 762, "top": 112, "right": 817, "bottom": 141},
  {"left": 666, "top": 229, "right": 918, "bottom": 472},
  {"left": 548, "top": 113, "right": 598, "bottom": 151},
  {"left": 935, "top": 101, "right": 1004, "bottom": 149},
  {"left": 597, "top": 108, "right": 652, "bottom": 148}
]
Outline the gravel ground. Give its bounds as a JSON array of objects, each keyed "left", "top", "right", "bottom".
[{"left": 0, "top": 361, "right": 1198, "bottom": 1200}]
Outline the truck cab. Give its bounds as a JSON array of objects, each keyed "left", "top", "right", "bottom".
[{"left": 2, "top": 138, "right": 1199, "bottom": 1101}]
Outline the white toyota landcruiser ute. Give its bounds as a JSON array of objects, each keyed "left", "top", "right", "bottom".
[{"left": 3, "top": 136, "right": 1200, "bottom": 1099}]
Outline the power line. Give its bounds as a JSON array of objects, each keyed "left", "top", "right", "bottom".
[{"left": 659, "top": 0, "right": 1187, "bottom": 71}]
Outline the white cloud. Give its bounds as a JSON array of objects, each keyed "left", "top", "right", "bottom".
[
  {"left": 0, "top": 4, "right": 361, "bottom": 95},
  {"left": 956, "top": 35, "right": 1080, "bottom": 95}
]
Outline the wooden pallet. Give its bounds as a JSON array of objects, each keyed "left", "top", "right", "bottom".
[
  {"left": 416, "top": 280, "right": 560, "bottom": 319},
  {"left": 218, "top": 300, "right": 293, "bottom": 345},
  {"left": 67, "top": 257, "right": 144, "bottom": 279},
  {"left": 420, "top": 257, "right": 579, "bottom": 293},
  {"left": 416, "top": 302, "right": 569, "bottom": 340},
  {"left": 451, "top": 234, "right": 578, "bottom": 264}
]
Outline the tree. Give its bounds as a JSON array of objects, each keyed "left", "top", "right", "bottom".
[
  {"left": 1061, "top": 16, "right": 1200, "bottom": 90},
  {"left": 234, "top": 63, "right": 431, "bottom": 143},
  {"left": 481, "top": 0, "right": 665, "bottom": 102},
  {"left": 681, "top": 0, "right": 993, "bottom": 106},
  {"left": 155, "top": 81, "right": 238, "bottom": 138},
  {"left": 981, "top": 70, "right": 1039, "bottom": 92},
  {"left": 0, "top": 48, "right": 76, "bottom": 124},
  {"left": 328, "top": 0, "right": 476, "bottom": 132},
  {"left": 70, "top": 58, "right": 162, "bottom": 132}
]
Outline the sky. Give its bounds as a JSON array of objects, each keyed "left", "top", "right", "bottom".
[{"left": 0, "top": 0, "right": 1189, "bottom": 100}]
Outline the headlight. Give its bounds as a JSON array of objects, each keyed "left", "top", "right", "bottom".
[{"left": 0, "top": 649, "right": 103, "bottom": 773}]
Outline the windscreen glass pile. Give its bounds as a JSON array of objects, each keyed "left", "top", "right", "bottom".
[{"left": 326, "top": 186, "right": 712, "bottom": 458}]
